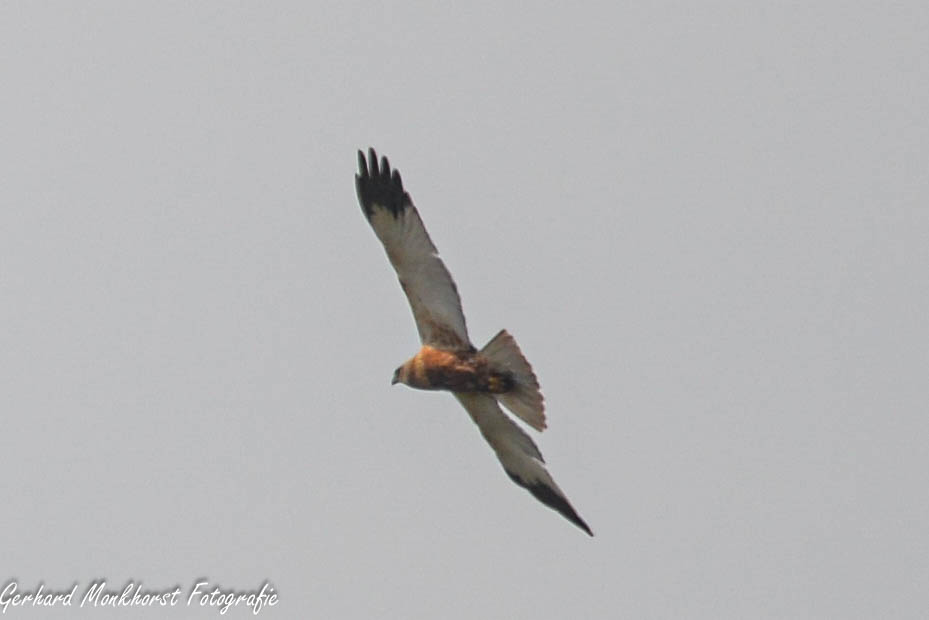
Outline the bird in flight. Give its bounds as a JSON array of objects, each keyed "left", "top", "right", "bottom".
[{"left": 355, "top": 148, "right": 592, "bottom": 536}]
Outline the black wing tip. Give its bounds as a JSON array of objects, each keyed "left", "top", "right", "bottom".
[
  {"left": 507, "top": 472, "right": 594, "bottom": 536},
  {"left": 355, "top": 147, "right": 412, "bottom": 219}
]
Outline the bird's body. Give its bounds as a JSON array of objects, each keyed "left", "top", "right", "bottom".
[
  {"left": 395, "top": 345, "right": 515, "bottom": 394},
  {"left": 354, "top": 148, "right": 592, "bottom": 536}
]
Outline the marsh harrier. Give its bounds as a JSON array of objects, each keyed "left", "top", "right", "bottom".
[{"left": 355, "top": 148, "right": 592, "bottom": 536}]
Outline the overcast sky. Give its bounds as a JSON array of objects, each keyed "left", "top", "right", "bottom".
[{"left": 2, "top": 2, "right": 927, "bottom": 618}]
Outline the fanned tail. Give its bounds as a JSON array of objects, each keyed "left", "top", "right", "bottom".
[{"left": 480, "top": 330, "right": 546, "bottom": 431}]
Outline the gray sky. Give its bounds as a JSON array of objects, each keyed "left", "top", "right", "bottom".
[{"left": 2, "top": 2, "right": 927, "bottom": 618}]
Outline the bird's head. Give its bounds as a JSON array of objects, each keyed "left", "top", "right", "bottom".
[{"left": 391, "top": 364, "right": 408, "bottom": 386}]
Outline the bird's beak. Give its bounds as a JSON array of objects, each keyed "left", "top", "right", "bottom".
[{"left": 391, "top": 375, "right": 399, "bottom": 385}]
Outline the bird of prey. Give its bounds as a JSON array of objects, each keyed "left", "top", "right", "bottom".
[{"left": 355, "top": 148, "right": 592, "bottom": 536}]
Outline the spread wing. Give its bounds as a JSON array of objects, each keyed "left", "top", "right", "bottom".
[
  {"left": 455, "top": 393, "right": 593, "bottom": 536},
  {"left": 355, "top": 148, "right": 472, "bottom": 351}
]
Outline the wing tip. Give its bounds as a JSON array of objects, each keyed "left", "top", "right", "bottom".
[
  {"left": 355, "top": 147, "right": 412, "bottom": 219},
  {"left": 506, "top": 472, "right": 594, "bottom": 536}
]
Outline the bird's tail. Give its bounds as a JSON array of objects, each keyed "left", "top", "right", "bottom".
[{"left": 481, "top": 330, "right": 546, "bottom": 431}]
